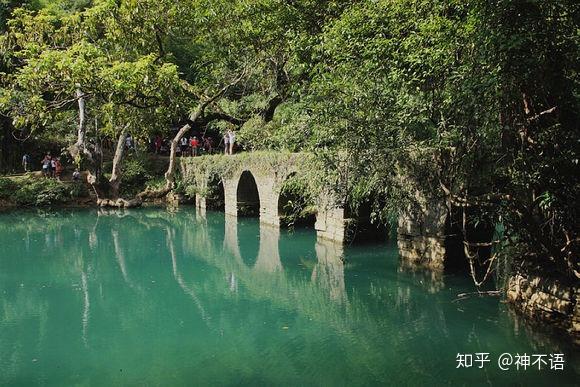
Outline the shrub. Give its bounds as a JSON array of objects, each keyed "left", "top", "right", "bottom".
[
  {"left": 184, "top": 184, "right": 197, "bottom": 199},
  {"left": 12, "top": 178, "right": 70, "bottom": 206},
  {"left": 278, "top": 174, "right": 316, "bottom": 228},
  {"left": 69, "top": 182, "right": 89, "bottom": 198},
  {"left": 145, "top": 177, "right": 166, "bottom": 191},
  {"left": 0, "top": 178, "right": 18, "bottom": 199},
  {"left": 120, "top": 154, "right": 153, "bottom": 197}
]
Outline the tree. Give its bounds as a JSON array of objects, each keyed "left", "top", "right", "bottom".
[
  {"left": 306, "top": 0, "right": 579, "bottom": 283},
  {"left": 1, "top": 0, "right": 319, "bottom": 198},
  {"left": 1, "top": 2, "right": 193, "bottom": 200},
  {"left": 1, "top": 0, "right": 577, "bottom": 284}
]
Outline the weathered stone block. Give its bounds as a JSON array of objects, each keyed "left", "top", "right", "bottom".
[
  {"left": 315, "top": 198, "right": 346, "bottom": 243},
  {"left": 397, "top": 234, "right": 446, "bottom": 271},
  {"left": 507, "top": 272, "right": 579, "bottom": 345}
]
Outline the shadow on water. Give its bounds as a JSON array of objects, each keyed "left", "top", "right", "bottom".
[{"left": 0, "top": 207, "right": 577, "bottom": 385}]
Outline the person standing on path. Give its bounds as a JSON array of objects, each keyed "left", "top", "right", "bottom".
[
  {"left": 125, "top": 134, "right": 134, "bottom": 152},
  {"left": 41, "top": 154, "right": 51, "bottom": 177},
  {"left": 203, "top": 136, "right": 213, "bottom": 154},
  {"left": 223, "top": 132, "right": 230, "bottom": 155},
  {"left": 22, "top": 153, "right": 31, "bottom": 172},
  {"left": 50, "top": 157, "right": 57, "bottom": 178},
  {"left": 55, "top": 158, "right": 64, "bottom": 180},
  {"left": 180, "top": 135, "right": 189, "bottom": 156},
  {"left": 228, "top": 129, "right": 236, "bottom": 155},
  {"left": 190, "top": 136, "right": 199, "bottom": 157}
]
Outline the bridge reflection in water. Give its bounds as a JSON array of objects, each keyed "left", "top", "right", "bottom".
[{"left": 215, "top": 211, "right": 346, "bottom": 304}]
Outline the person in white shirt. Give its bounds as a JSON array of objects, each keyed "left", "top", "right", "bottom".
[
  {"left": 223, "top": 132, "right": 230, "bottom": 155},
  {"left": 227, "top": 129, "right": 236, "bottom": 155},
  {"left": 125, "top": 134, "right": 134, "bottom": 152},
  {"left": 180, "top": 136, "right": 189, "bottom": 156},
  {"left": 50, "top": 158, "right": 57, "bottom": 178}
]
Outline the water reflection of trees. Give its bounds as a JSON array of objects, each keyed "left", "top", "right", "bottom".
[
  {"left": 166, "top": 225, "right": 212, "bottom": 327},
  {"left": 0, "top": 286, "right": 49, "bottom": 382},
  {"left": 1, "top": 208, "right": 575, "bottom": 384}
]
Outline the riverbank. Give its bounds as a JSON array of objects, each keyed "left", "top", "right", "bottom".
[
  {"left": 0, "top": 174, "right": 93, "bottom": 208},
  {"left": 507, "top": 270, "right": 580, "bottom": 346}
]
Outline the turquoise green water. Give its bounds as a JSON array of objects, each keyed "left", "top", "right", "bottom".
[{"left": 0, "top": 208, "right": 577, "bottom": 386}]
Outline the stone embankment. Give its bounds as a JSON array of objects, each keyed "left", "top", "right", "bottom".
[{"left": 507, "top": 272, "right": 579, "bottom": 346}]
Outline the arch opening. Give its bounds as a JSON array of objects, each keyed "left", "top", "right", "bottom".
[
  {"left": 237, "top": 171, "right": 260, "bottom": 217},
  {"left": 344, "top": 199, "right": 389, "bottom": 244},
  {"left": 277, "top": 173, "right": 316, "bottom": 228},
  {"left": 444, "top": 207, "right": 494, "bottom": 273},
  {"left": 206, "top": 175, "right": 225, "bottom": 211}
]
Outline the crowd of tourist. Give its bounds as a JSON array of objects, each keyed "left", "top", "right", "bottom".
[
  {"left": 19, "top": 152, "right": 80, "bottom": 181},
  {"left": 150, "top": 129, "right": 237, "bottom": 156},
  {"left": 39, "top": 153, "right": 64, "bottom": 179},
  {"left": 19, "top": 129, "right": 238, "bottom": 177}
]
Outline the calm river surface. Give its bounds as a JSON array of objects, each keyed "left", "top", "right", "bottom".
[{"left": 0, "top": 208, "right": 577, "bottom": 386}]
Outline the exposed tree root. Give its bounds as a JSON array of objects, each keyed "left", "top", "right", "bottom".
[
  {"left": 137, "top": 187, "right": 172, "bottom": 201},
  {"left": 95, "top": 187, "right": 172, "bottom": 208},
  {"left": 97, "top": 197, "right": 142, "bottom": 208}
]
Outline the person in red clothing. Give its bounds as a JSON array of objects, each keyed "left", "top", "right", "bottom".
[
  {"left": 54, "top": 158, "right": 64, "bottom": 180},
  {"left": 203, "top": 136, "right": 213, "bottom": 154},
  {"left": 190, "top": 136, "right": 199, "bottom": 156},
  {"left": 154, "top": 135, "right": 162, "bottom": 154}
]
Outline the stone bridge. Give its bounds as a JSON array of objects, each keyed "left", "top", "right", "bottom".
[
  {"left": 180, "top": 152, "right": 349, "bottom": 243},
  {"left": 180, "top": 151, "right": 452, "bottom": 269}
]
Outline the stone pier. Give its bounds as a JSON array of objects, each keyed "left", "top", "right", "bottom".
[
  {"left": 314, "top": 194, "right": 348, "bottom": 243},
  {"left": 396, "top": 195, "right": 449, "bottom": 270}
]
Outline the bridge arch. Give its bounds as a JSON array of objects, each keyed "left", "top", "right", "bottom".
[
  {"left": 206, "top": 174, "right": 225, "bottom": 211},
  {"left": 236, "top": 170, "right": 261, "bottom": 217},
  {"left": 277, "top": 172, "right": 316, "bottom": 228},
  {"left": 344, "top": 199, "right": 389, "bottom": 243}
]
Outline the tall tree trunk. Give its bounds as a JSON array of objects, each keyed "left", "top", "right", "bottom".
[
  {"left": 164, "top": 99, "right": 213, "bottom": 189},
  {"left": 165, "top": 123, "right": 191, "bottom": 189},
  {"left": 109, "top": 127, "right": 128, "bottom": 199},
  {"left": 164, "top": 77, "right": 245, "bottom": 189},
  {"left": 70, "top": 86, "right": 98, "bottom": 185},
  {"left": 76, "top": 86, "right": 86, "bottom": 150}
]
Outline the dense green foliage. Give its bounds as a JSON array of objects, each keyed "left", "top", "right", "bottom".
[
  {"left": 0, "top": 0, "right": 578, "bottom": 282},
  {"left": 278, "top": 174, "right": 317, "bottom": 228},
  {"left": 0, "top": 176, "right": 17, "bottom": 197},
  {"left": 116, "top": 154, "right": 153, "bottom": 197},
  {"left": 0, "top": 176, "right": 88, "bottom": 205},
  {"left": 303, "top": 0, "right": 580, "bottom": 282}
]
